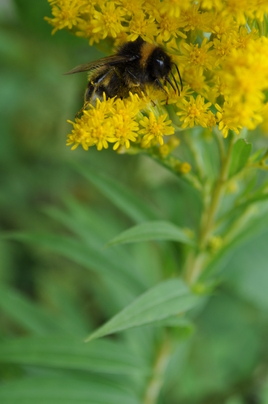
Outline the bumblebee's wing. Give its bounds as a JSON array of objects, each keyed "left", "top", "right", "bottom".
[{"left": 64, "top": 54, "right": 136, "bottom": 75}]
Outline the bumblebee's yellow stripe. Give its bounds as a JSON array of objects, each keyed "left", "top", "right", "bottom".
[{"left": 140, "top": 43, "right": 155, "bottom": 68}]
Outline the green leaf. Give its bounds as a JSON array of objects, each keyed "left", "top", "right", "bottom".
[
  {"left": 229, "top": 139, "right": 252, "bottom": 178},
  {"left": 153, "top": 316, "right": 193, "bottom": 329},
  {"left": 73, "top": 162, "right": 161, "bottom": 223},
  {"left": 3, "top": 232, "right": 145, "bottom": 293},
  {"left": 223, "top": 229, "right": 268, "bottom": 311},
  {"left": 0, "top": 336, "right": 146, "bottom": 375},
  {"left": 152, "top": 317, "right": 195, "bottom": 339},
  {"left": 106, "top": 221, "right": 195, "bottom": 247},
  {"left": 86, "top": 279, "right": 199, "bottom": 342},
  {"left": 249, "top": 147, "right": 267, "bottom": 163},
  {"left": 0, "top": 376, "right": 139, "bottom": 404},
  {"left": 0, "top": 285, "right": 63, "bottom": 335},
  {"left": 201, "top": 202, "right": 268, "bottom": 281},
  {"left": 42, "top": 204, "right": 148, "bottom": 286}
]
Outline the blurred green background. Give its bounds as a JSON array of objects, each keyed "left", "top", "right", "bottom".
[{"left": 1, "top": 1, "right": 268, "bottom": 403}]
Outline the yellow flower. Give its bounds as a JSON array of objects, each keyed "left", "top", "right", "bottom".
[
  {"left": 119, "top": 0, "right": 145, "bottom": 16},
  {"left": 207, "top": 11, "right": 237, "bottom": 38},
  {"left": 254, "top": 1, "right": 268, "bottom": 22},
  {"left": 206, "top": 110, "right": 217, "bottom": 131},
  {"left": 66, "top": 118, "right": 94, "bottom": 151},
  {"left": 127, "top": 12, "right": 158, "bottom": 43},
  {"left": 109, "top": 98, "right": 140, "bottom": 150},
  {"left": 215, "top": 102, "right": 242, "bottom": 138},
  {"left": 207, "top": 75, "right": 227, "bottom": 103},
  {"left": 92, "top": 2, "right": 125, "bottom": 39},
  {"left": 218, "top": 37, "right": 268, "bottom": 130},
  {"left": 179, "top": 38, "right": 217, "bottom": 72},
  {"left": 179, "top": 4, "right": 210, "bottom": 32},
  {"left": 226, "top": 0, "right": 252, "bottom": 24},
  {"left": 183, "top": 67, "right": 210, "bottom": 97},
  {"left": 260, "top": 103, "right": 268, "bottom": 134},
  {"left": 155, "top": 13, "right": 186, "bottom": 43},
  {"left": 139, "top": 112, "right": 175, "bottom": 147},
  {"left": 213, "top": 35, "right": 233, "bottom": 60},
  {"left": 76, "top": 19, "right": 103, "bottom": 46},
  {"left": 176, "top": 162, "right": 192, "bottom": 174},
  {"left": 168, "top": 136, "right": 181, "bottom": 150},
  {"left": 45, "top": 0, "right": 86, "bottom": 34},
  {"left": 142, "top": 0, "right": 161, "bottom": 20},
  {"left": 110, "top": 114, "right": 139, "bottom": 150},
  {"left": 46, "top": 0, "right": 268, "bottom": 149},
  {"left": 233, "top": 26, "right": 259, "bottom": 50},
  {"left": 158, "top": 144, "right": 170, "bottom": 157},
  {"left": 208, "top": 235, "right": 223, "bottom": 252},
  {"left": 177, "top": 95, "right": 212, "bottom": 129},
  {"left": 67, "top": 93, "right": 143, "bottom": 151},
  {"left": 159, "top": 0, "right": 192, "bottom": 18},
  {"left": 200, "top": 0, "right": 223, "bottom": 11},
  {"left": 67, "top": 97, "right": 117, "bottom": 151}
]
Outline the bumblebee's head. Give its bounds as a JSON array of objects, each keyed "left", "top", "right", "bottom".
[
  {"left": 148, "top": 48, "right": 172, "bottom": 79},
  {"left": 146, "top": 46, "right": 182, "bottom": 94}
]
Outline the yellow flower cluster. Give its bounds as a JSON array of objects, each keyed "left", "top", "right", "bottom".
[
  {"left": 67, "top": 94, "right": 175, "bottom": 151},
  {"left": 216, "top": 37, "right": 268, "bottom": 136},
  {"left": 45, "top": 0, "right": 268, "bottom": 42},
  {"left": 46, "top": 0, "right": 268, "bottom": 150}
]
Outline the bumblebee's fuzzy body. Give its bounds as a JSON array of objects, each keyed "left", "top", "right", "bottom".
[{"left": 66, "top": 38, "right": 182, "bottom": 107}]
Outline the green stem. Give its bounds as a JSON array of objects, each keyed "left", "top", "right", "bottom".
[
  {"left": 143, "top": 337, "right": 172, "bottom": 404},
  {"left": 184, "top": 129, "right": 206, "bottom": 182},
  {"left": 215, "top": 128, "right": 226, "bottom": 163},
  {"left": 184, "top": 133, "right": 235, "bottom": 284},
  {"left": 247, "top": 163, "right": 268, "bottom": 171},
  {"left": 199, "top": 133, "right": 235, "bottom": 248}
]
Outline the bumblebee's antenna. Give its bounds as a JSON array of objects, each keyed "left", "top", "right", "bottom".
[
  {"left": 166, "top": 76, "right": 176, "bottom": 94},
  {"left": 173, "top": 63, "right": 183, "bottom": 92},
  {"left": 170, "top": 71, "right": 180, "bottom": 95}
]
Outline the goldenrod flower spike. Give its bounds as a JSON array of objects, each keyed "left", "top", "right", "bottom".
[{"left": 46, "top": 0, "right": 268, "bottom": 151}]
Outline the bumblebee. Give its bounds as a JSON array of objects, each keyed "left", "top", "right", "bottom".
[{"left": 65, "top": 37, "right": 183, "bottom": 110}]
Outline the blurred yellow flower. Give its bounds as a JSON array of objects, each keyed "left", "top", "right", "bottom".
[
  {"left": 215, "top": 102, "right": 242, "bottom": 138},
  {"left": 176, "top": 162, "right": 192, "bottom": 174}
]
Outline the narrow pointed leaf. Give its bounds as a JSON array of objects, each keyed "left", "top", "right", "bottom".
[
  {"left": 86, "top": 279, "right": 199, "bottom": 342},
  {"left": 73, "top": 162, "right": 160, "bottom": 223},
  {"left": 3, "top": 232, "right": 145, "bottom": 292},
  {"left": 229, "top": 139, "right": 252, "bottom": 178},
  {"left": 106, "top": 221, "right": 195, "bottom": 247},
  {"left": 0, "top": 336, "right": 146, "bottom": 375},
  {"left": 0, "top": 285, "right": 63, "bottom": 334},
  {"left": 0, "top": 377, "right": 139, "bottom": 404}
]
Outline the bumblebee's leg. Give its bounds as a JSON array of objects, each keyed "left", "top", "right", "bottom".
[
  {"left": 125, "top": 69, "right": 139, "bottom": 85},
  {"left": 75, "top": 70, "right": 115, "bottom": 118},
  {"left": 85, "top": 69, "right": 113, "bottom": 103},
  {"left": 75, "top": 83, "right": 96, "bottom": 118},
  {"left": 125, "top": 69, "right": 151, "bottom": 101},
  {"left": 75, "top": 103, "right": 89, "bottom": 118},
  {"left": 84, "top": 82, "right": 96, "bottom": 104}
]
